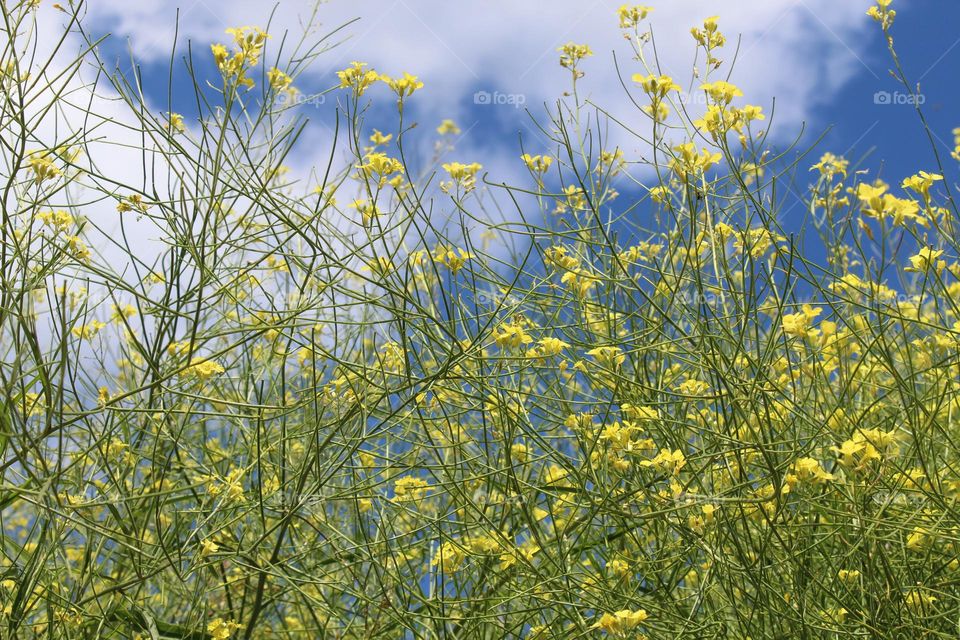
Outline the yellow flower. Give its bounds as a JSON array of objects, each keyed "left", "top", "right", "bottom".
[
  {"left": 560, "top": 270, "right": 599, "bottom": 298},
  {"left": 648, "top": 185, "right": 671, "bottom": 203},
  {"left": 37, "top": 209, "right": 74, "bottom": 232},
  {"left": 784, "top": 457, "right": 834, "bottom": 493},
  {"left": 205, "top": 468, "right": 245, "bottom": 502},
  {"left": 596, "top": 150, "right": 624, "bottom": 176},
  {"left": 226, "top": 26, "right": 268, "bottom": 64},
  {"left": 393, "top": 476, "right": 430, "bottom": 501},
  {"left": 608, "top": 558, "right": 631, "bottom": 577},
  {"left": 676, "top": 378, "right": 709, "bottom": 396},
  {"left": 632, "top": 73, "right": 680, "bottom": 100},
  {"left": 166, "top": 112, "right": 186, "bottom": 134},
  {"left": 821, "top": 607, "right": 849, "bottom": 624},
  {"left": 733, "top": 227, "right": 784, "bottom": 259},
  {"left": 904, "top": 587, "right": 936, "bottom": 612},
  {"left": 111, "top": 304, "right": 137, "bottom": 323},
  {"left": 670, "top": 142, "right": 721, "bottom": 177},
  {"left": 812, "top": 152, "right": 849, "bottom": 178},
  {"left": 433, "top": 244, "right": 472, "bottom": 273},
  {"left": 641, "top": 448, "right": 686, "bottom": 475},
  {"left": 494, "top": 321, "right": 533, "bottom": 350},
  {"left": 441, "top": 161, "right": 482, "bottom": 193},
  {"left": 833, "top": 437, "right": 880, "bottom": 472},
  {"left": 901, "top": 171, "right": 942, "bottom": 198},
  {"left": 543, "top": 463, "right": 569, "bottom": 486},
  {"left": 267, "top": 67, "right": 294, "bottom": 94},
  {"left": 592, "top": 609, "right": 648, "bottom": 634},
  {"left": 185, "top": 359, "right": 225, "bottom": 380},
  {"left": 337, "top": 61, "right": 381, "bottom": 96},
  {"left": 384, "top": 72, "right": 424, "bottom": 99},
  {"left": 27, "top": 150, "right": 61, "bottom": 183},
  {"left": 369, "top": 129, "right": 393, "bottom": 146},
  {"left": 617, "top": 5, "right": 653, "bottom": 29},
  {"left": 693, "top": 105, "right": 727, "bottom": 135},
  {"left": 366, "top": 256, "right": 395, "bottom": 277},
  {"left": 837, "top": 569, "right": 860, "bottom": 585},
  {"left": 431, "top": 540, "right": 466, "bottom": 573},
  {"left": 211, "top": 27, "right": 268, "bottom": 89},
  {"left": 781, "top": 304, "right": 822, "bottom": 340},
  {"left": 906, "top": 247, "right": 946, "bottom": 274},
  {"left": 358, "top": 152, "right": 404, "bottom": 182},
  {"left": 437, "top": 119, "right": 461, "bottom": 135},
  {"left": 700, "top": 80, "right": 743, "bottom": 104},
  {"left": 586, "top": 345, "right": 625, "bottom": 369},
  {"left": 692, "top": 16, "right": 725, "bottom": 49},
  {"left": 521, "top": 153, "right": 554, "bottom": 174},
  {"left": 622, "top": 404, "right": 657, "bottom": 422},
  {"left": 544, "top": 245, "right": 580, "bottom": 270},
  {"left": 906, "top": 527, "right": 933, "bottom": 552},
  {"left": 558, "top": 42, "right": 593, "bottom": 78},
  {"left": 207, "top": 617, "right": 241, "bottom": 640},
  {"left": 350, "top": 199, "right": 380, "bottom": 226},
  {"left": 72, "top": 320, "right": 105, "bottom": 339},
  {"left": 854, "top": 181, "right": 889, "bottom": 217},
  {"left": 531, "top": 337, "right": 570, "bottom": 358},
  {"left": 867, "top": 0, "right": 896, "bottom": 28},
  {"left": 643, "top": 101, "right": 670, "bottom": 121},
  {"left": 509, "top": 443, "right": 528, "bottom": 462},
  {"left": 211, "top": 43, "right": 229, "bottom": 67},
  {"left": 117, "top": 193, "right": 149, "bottom": 213},
  {"left": 200, "top": 539, "right": 219, "bottom": 557},
  {"left": 555, "top": 185, "right": 588, "bottom": 213},
  {"left": 499, "top": 539, "right": 539, "bottom": 570},
  {"left": 739, "top": 104, "right": 766, "bottom": 122}
]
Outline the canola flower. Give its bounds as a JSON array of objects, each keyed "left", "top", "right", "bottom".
[
  {"left": 437, "top": 119, "right": 461, "bottom": 135},
  {"left": 185, "top": 359, "right": 225, "bottom": 380},
  {"left": 441, "top": 161, "right": 482, "bottom": 193},
  {"left": 27, "top": 150, "right": 61, "bottom": 183},
  {"left": 337, "top": 61, "right": 380, "bottom": 96},
  {"left": 617, "top": 5, "right": 653, "bottom": 30},
  {"left": 167, "top": 112, "right": 185, "bottom": 134},
  {"left": 521, "top": 153, "right": 554, "bottom": 174},
  {"left": 211, "top": 26, "right": 268, "bottom": 89},
  {"left": 592, "top": 609, "right": 648, "bottom": 635},
  {"left": 558, "top": 42, "right": 593, "bottom": 80}
]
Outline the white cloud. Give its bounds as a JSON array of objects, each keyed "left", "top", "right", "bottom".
[
  {"left": 6, "top": 0, "right": 883, "bottom": 354},
  {"left": 35, "top": 0, "right": 878, "bottom": 264},
  {"left": 75, "top": 0, "right": 878, "bottom": 232},
  {"left": 82, "top": 0, "right": 874, "bottom": 138}
]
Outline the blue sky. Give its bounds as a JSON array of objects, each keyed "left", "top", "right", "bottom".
[
  {"left": 815, "top": 0, "right": 960, "bottom": 184},
  {"left": 80, "top": 0, "right": 960, "bottom": 247}
]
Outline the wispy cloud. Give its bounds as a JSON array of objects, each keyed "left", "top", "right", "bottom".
[{"left": 84, "top": 0, "right": 874, "bottom": 132}]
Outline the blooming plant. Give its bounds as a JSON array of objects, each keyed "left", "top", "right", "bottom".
[{"left": 2, "top": 1, "right": 960, "bottom": 638}]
